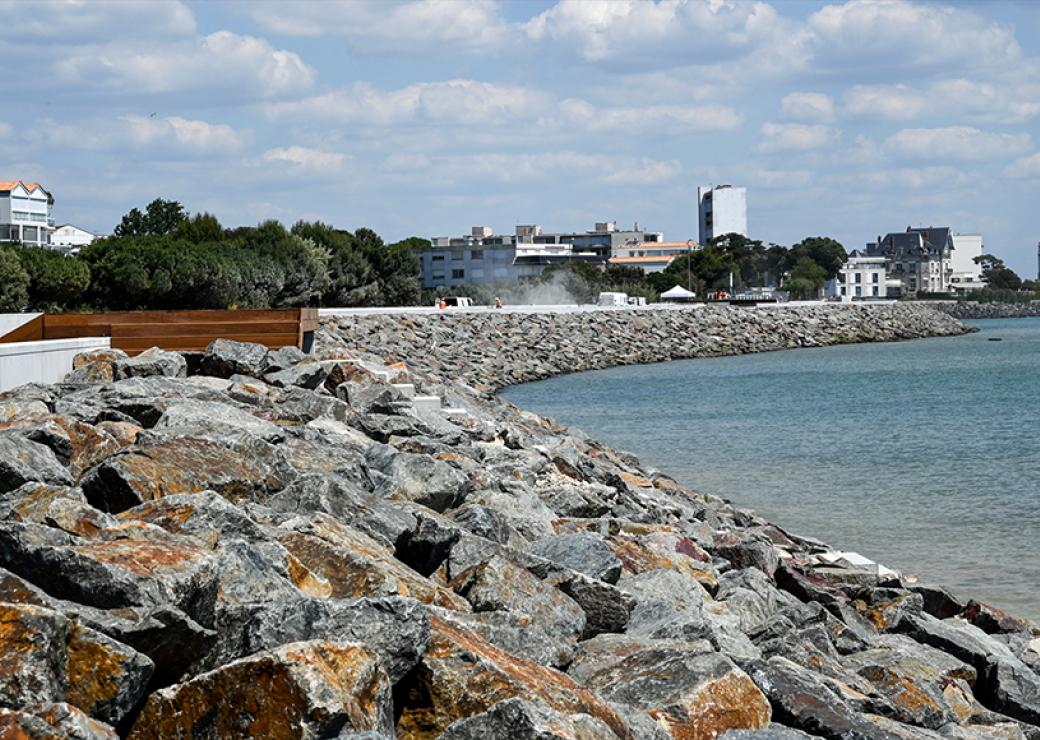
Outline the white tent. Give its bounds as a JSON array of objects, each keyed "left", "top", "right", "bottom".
[{"left": 660, "top": 285, "right": 697, "bottom": 301}]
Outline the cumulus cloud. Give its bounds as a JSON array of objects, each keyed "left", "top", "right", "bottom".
[
  {"left": 556, "top": 99, "right": 742, "bottom": 133},
  {"left": 806, "top": 0, "right": 1021, "bottom": 73},
  {"left": 884, "top": 126, "right": 1032, "bottom": 162},
  {"left": 122, "top": 116, "right": 249, "bottom": 153},
  {"left": 1003, "top": 153, "right": 1040, "bottom": 179},
  {"left": 261, "top": 146, "right": 349, "bottom": 175},
  {"left": 249, "top": 0, "right": 509, "bottom": 53},
  {"left": 759, "top": 122, "right": 838, "bottom": 152},
  {"left": 863, "top": 166, "right": 971, "bottom": 189},
  {"left": 780, "top": 92, "right": 834, "bottom": 122},
  {"left": 424, "top": 150, "right": 680, "bottom": 186},
  {"left": 264, "top": 79, "right": 551, "bottom": 125},
  {"left": 747, "top": 168, "right": 814, "bottom": 188},
  {"left": 843, "top": 84, "right": 926, "bottom": 120},
  {"left": 50, "top": 31, "right": 314, "bottom": 99},
  {"left": 844, "top": 79, "right": 1040, "bottom": 124},
  {"left": 524, "top": 0, "right": 790, "bottom": 65},
  {"left": 7, "top": 0, "right": 196, "bottom": 40}
]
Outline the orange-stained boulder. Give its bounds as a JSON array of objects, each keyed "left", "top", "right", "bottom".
[
  {"left": 128, "top": 641, "right": 392, "bottom": 739},
  {"left": 395, "top": 613, "right": 632, "bottom": 739}
]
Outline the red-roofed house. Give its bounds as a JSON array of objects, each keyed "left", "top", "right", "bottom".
[{"left": 0, "top": 180, "right": 53, "bottom": 246}]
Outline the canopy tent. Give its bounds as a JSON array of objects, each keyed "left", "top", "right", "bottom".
[{"left": 660, "top": 285, "right": 697, "bottom": 301}]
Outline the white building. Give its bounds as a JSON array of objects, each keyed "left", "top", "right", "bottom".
[
  {"left": 826, "top": 250, "right": 888, "bottom": 301},
  {"left": 608, "top": 241, "right": 696, "bottom": 273},
  {"left": 697, "top": 185, "right": 747, "bottom": 244},
  {"left": 948, "top": 233, "right": 987, "bottom": 293},
  {"left": 0, "top": 180, "right": 53, "bottom": 247},
  {"left": 51, "top": 223, "right": 98, "bottom": 250}
]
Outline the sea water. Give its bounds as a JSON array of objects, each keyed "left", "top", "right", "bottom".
[{"left": 502, "top": 317, "right": 1040, "bottom": 621}]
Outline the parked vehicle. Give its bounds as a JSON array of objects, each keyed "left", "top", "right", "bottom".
[
  {"left": 598, "top": 292, "right": 628, "bottom": 306},
  {"left": 435, "top": 296, "right": 473, "bottom": 308}
]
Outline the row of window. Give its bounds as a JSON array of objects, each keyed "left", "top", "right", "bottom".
[
  {"left": 842, "top": 272, "right": 880, "bottom": 284},
  {"left": 839, "top": 286, "right": 880, "bottom": 297},
  {"left": 428, "top": 266, "right": 512, "bottom": 283}
]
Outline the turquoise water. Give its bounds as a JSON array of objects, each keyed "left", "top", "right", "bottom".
[{"left": 502, "top": 317, "right": 1040, "bottom": 621}]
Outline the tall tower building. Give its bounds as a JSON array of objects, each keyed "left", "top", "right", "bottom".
[{"left": 698, "top": 185, "right": 747, "bottom": 244}]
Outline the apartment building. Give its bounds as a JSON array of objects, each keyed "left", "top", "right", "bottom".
[
  {"left": 697, "top": 185, "right": 747, "bottom": 244},
  {"left": 0, "top": 180, "right": 53, "bottom": 247}
]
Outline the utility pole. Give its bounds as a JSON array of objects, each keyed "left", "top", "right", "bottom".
[{"left": 686, "top": 240, "right": 695, "bottom": 292}]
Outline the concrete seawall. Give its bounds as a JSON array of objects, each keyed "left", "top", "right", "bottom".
[
  {"left": 318, "top": 302, "right": 972, "bottom": 393},
  {"left": 934, "top": 301, "right": 1040, "bottom": 320}
]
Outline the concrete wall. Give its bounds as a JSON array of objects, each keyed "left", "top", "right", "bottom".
[
  {"left": 0, "top": 313, "right": 41, "bottom": 337},
  {"left": 0, "top": 336, "right": 110, "bottom": 392}
]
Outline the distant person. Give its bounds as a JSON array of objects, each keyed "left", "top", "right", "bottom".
[
  {"left": 494, "top": 296, "right": 502, "bottom": 309},
  {"left": 438, "top": 297, "right": 447, "bottom": 311}
]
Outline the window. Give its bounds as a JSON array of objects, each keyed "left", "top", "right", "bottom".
[
  {"left": 855, "top": 286, "right": 862, "bottom": 297},
  {"left": 872, "top": 286, "right": 879, "bottom": 296},
  {"left": 840, "top": 286, "right": 846, "bottom": 296},
  {"left": 431, "top": 271, "right": 445, "bottom": 281},
  {"left": 872, "top": 273, "right": 879, "bottom": 283},
  {"left": 470, "top": 249, "right": 483, "bottom": 260},
  {"left": 470, "top": 268, "right": 485, "bottom": 279},
  {"left": 452, "top": 269, "right": 465, "bottom": 279},
  {"left": 431, "top": 255, "right": 445, "bottom": 262},
  {"left": 451, "top": 250, "right": 464, "bottom": 261},
  {"left": 854, "top": 273, "right": 862, "bottom": 284}
]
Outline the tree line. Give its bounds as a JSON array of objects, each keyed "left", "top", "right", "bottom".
[{"left": 0, "top": 199, "right": 423, "bottom": 312}]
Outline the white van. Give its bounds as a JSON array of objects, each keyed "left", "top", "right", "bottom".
[
  {"left": 436, "top": 296, "right": 473, "bottom": 308},
  {"left": 597, "top": 292, "right": 628, "bottom": 307}
]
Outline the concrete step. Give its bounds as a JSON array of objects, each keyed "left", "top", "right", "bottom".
[
  {"left": 412, "top": 395, "right": 442, "bottom": 412},
  {"left": 392, "top": 383, "right": 417, "bottom": 398}
]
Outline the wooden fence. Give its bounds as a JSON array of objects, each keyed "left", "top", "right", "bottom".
[{"left": 0, "top": 308, "right": 318, "bottom": 356}]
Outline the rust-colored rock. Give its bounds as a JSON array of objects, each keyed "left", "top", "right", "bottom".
[
  {"left": 396, "top": 613, "right": 632, "bottom": 739},
  {"left": 0, "top": 603, "right": 153, "bottom": 727},
  {"left": 276, "top": 515, "right": 468, "bottom": 610},
  {"left": 128, "top": 640, "right": 392, "bottom": 739},
  {"left": 606, "top": 533, "right": 718, "bottom": 592}
]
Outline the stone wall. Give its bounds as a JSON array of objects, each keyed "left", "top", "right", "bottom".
[
  {"left": 318, "top": 302, "right": 971, "bottom": 393},
  {"left": 933, "top": 301, "right": 1040, "bottom": 320}
]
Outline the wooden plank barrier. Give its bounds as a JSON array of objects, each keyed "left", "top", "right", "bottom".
[{"left": 0, "top": 308, "right": 318, "bottom": 356}]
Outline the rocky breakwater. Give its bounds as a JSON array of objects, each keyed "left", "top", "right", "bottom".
[
  {"left": 319, "top": 302, "right": 971, "bottom": 393},
  {"left": 934, "top": 302, "right": 1040, "bottom": 320},
  {"left": 0, "top": 310, "right": 1035, "bottom": 738}
]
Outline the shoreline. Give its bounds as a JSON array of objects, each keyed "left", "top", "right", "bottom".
[{"left": 1, "top": 303, "right": 1038, "bottom": 737}]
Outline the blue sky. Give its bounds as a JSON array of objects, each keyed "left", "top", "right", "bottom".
[{"left": 4, "top": 0, "right": 1039, "bottom": 275}]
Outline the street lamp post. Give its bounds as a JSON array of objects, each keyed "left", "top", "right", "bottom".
[{"left": 685, "top": 239, "right": 695, "bottom": 293}]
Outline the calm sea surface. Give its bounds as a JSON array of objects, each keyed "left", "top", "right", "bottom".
[{"left": 501, "top": 317, "right": 1040, "bottom": 621}]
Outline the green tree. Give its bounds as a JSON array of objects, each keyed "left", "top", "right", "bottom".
[
  {"left": 784, "top": 257, "right": 828, "bottom": 298},
  {"left": 788, "top": 237, "right": 847, "bottom": 278},
  {"left": 0, "top": 248, "right": 30, "bottom": 311},
  {"left": 387, "top": 236, "right": 432, "bottom": 251},
  {"left": 15, "top": 246, "right": 91, "bottom": 310},
  {"left": 975, "top": 253, "right": 1022, "bottom": 290},
  {"left": 174, "top": 212, "right": 224, "bottom": 243},
  {"left": 114, "top": 198, "right": 187, "bottom": 237}
]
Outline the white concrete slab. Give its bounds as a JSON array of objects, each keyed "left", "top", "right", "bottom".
[{"left": 0, "top": 336, "right": 110, "bottom": 392}]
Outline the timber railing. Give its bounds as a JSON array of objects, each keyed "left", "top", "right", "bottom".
[{"left": 0, "top": 308, "right": 318, "bottom": 356}]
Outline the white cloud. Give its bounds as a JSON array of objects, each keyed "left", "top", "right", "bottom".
[
  {"left": 844, "top": 79, "right": 1040, "bottom": 124},
  {"left": 524, "top": 0, "right": 789, "bottom": 65},
  {"left": 747, "top": 168, "right": 814, "bottom": 188},
  {"left": 759, "top": 122, "right": 838, "bottom": 152},
  {"left": 780, "top": 92, "right": 834, "bottom": 122},
  {"left": 843, "top": 84, "right": 926, "bottom": 120},
  {"left": 1003, "top": 153, "right": 1040, "bottom": 179},
  {"left": 51, "top": 31, "right": 315, "bottom": 99},
  {"left": 8, "top": 0, "right": 196, "bottom": 40},
  {"left": 122, "top": 116, "right": 249, "bottom": 153},
  {"left": 807, "top": 0, "right": 1021, "bottom": 73},
  {"left": 424, "top": 150, "right": 680, "bottom": 186},
  {"left": 264, "top": 79, "right": 551, "bottom": 125},
  {"left": 248, "top": 0, "right": 509, "bottom": 53},
  {"left": 261, "top": 146, "right": 349, "bottom": 174},
  {"left": 884, "top": 126, "right": 1032, "bottom": 162},
  {"left": 0, "top": 121, "right": 12, "bottom": 139},
  {"left": 556, "top": 99, "right": 742, "bottom": 133},
  {"left": 862, "top": 166, "right": 971, "bottom": 189}
]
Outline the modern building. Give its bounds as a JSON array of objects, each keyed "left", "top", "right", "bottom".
[
  {"left": 865, "top": 226, "right": 954, "bottom": 297},
  {"left": 697, "top": 185, "right": 747, "bottom": 244},
  {"left": 51, "top": 223, "right": 98, "bottom": 251},
  {"left": 419, "top": 222, "right": 664, "bottom": 289},
  {"left": 608, "top": 241, "right": 697, "bottom": 273},
  {"left": 948, "top": 233, "right": 986, "bottom": 293},
  {"left": 0, "top": 180, "right": 53, "bottom": 247},
  {"left": 825, "top": 250, "right": 888, "bottom": 301}
]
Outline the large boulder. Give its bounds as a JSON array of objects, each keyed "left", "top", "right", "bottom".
[
  {"left": 527, "top": 532, "right": 623, "bottom": 585},
  {"left": 395, "top": 613, "right": 631, "bottom": 738},
  {"left": 367, "top": 445, "right": 471, "bottom": 513},
  {"left": 0, "top": 434, "right": 73, "bottom": 494},
  {"left": 0, "top": 602, "right": 153, "bottom": 726},
  {"left": 439, "top": 698, "right": 619, "bottom": 739},
  {"left": 199, "top": 339, "right": 269, "bottom": 379},
  {"left": 581, "top": 647, "right": 771, "bottom": 740},
  {"left": 115, "top": 348, "right": 186, "bottom": 380},
  {"left": 129, "top": 641, "right": 394, "bottom": 738}
]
